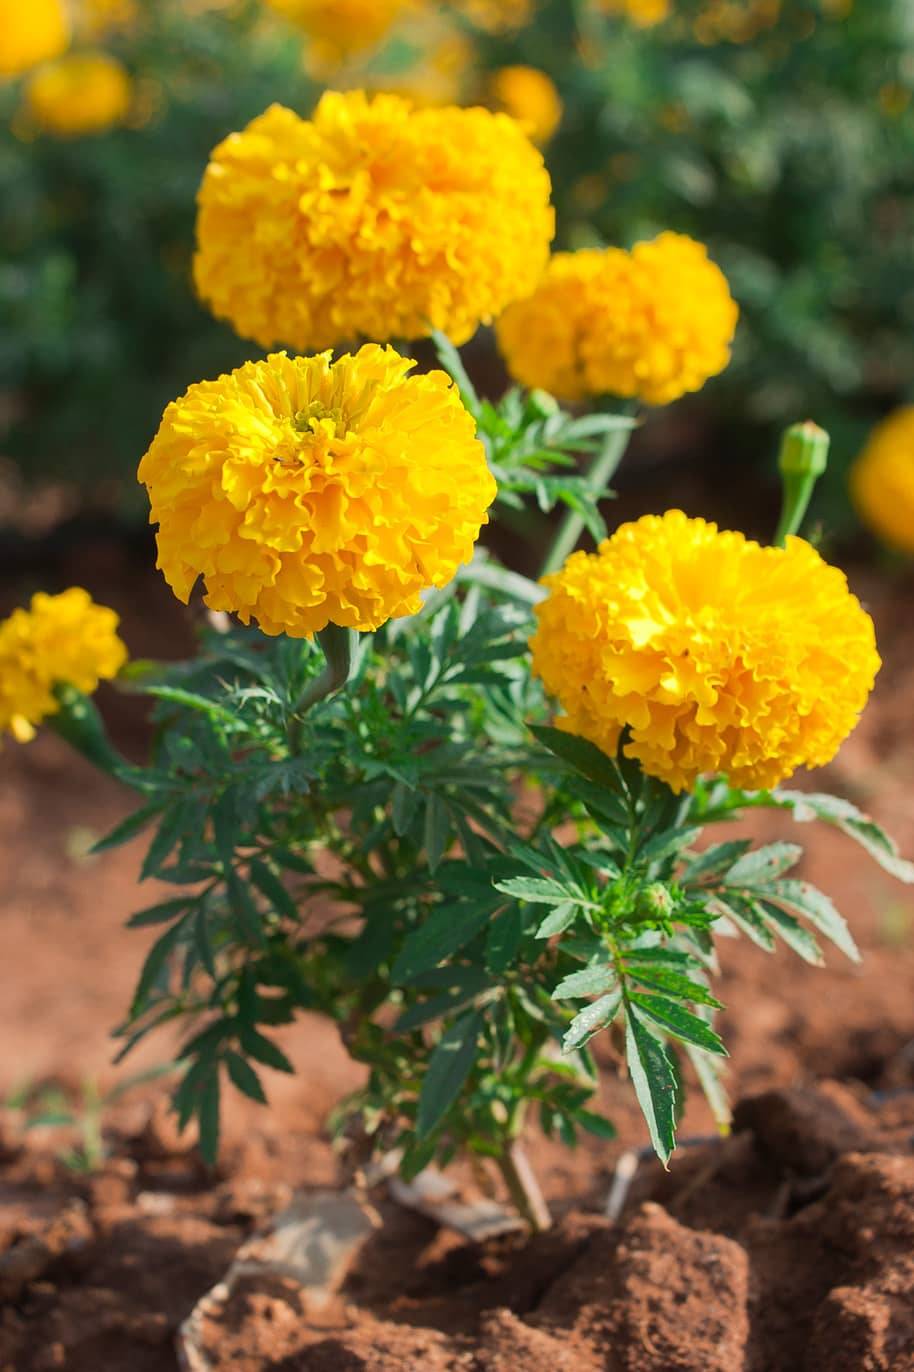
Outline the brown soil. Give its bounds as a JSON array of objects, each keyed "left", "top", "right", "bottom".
[{"left": 1, "top": 559, "right": 914, "bottom": 1370}]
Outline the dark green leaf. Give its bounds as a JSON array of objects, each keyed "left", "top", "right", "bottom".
[
  {"left": 562, "top": 990, "right": 622, "bottom": 1051},
  {"left": 131, "top": 917, "right": 188, "bottom": 1013},
  {"left": 573, "top": 1109, "right": 617, "bottom": 1140},
  {"left": 680, "top": 839, "right": 752, "bottom": 883},
  {"left": 127, "top": 897, "right": 196, "bottom": 929},
  {"left": 535, "top": 901, "right": 577, "bottom": 939},
  {"left": 531, "top": 725, "right": 626, "bottom": 793},
  {"left": 629, "top": 994, "right": 727, "bottom": 1055},
  {"left": 238, "top": 1026, "right": 295, "bottom": 1074},
  {"left": 225, "top": 1051, "right": 268, "bottom": 1104},
  {"left": 769, "top": 879, "right": 860, "bottom": 962},
  {"left": 249, "top": 859, "right": 301, "bottom": 923},
  {"left": 625, "top": 1008, "right": 678, "bottom": 1164},
  {"left": 726, "top": 842, "right": 803, "bottom": 886},
  {"left": 416, "top": 1010, "right": 482, "bottom": 1138},
  {"left": 552, "top": 965, "right": 616, "bottom": 1001},
  {"left": 494, "top": 877, "right": 581, "bottom": 906},
  {"left": 628, "top": 966, "right": 724, "bottom": 1010},
  {"left": 423, "top": 795, "right": 451, "bottom": 873},
  {"left": 92, "top": 802, "right": 161, "bottom": 855},
  {"left": 485, "top": 906, "right": 524, "bottom": 973},
  {"left": 391, "top": 899, "right": 497, "bottom": 983},
  {"left": 758, "top": 902, "right": 824, "bottom": 966},
  {"left": 197, "top": 1068, "right": 221, "bottom": 1166}
]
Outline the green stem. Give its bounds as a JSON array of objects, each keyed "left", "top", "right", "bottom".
[
  {"left": 496, "top": 1139, "right": 552, "bottom": 1233},
  {"left": 540, "top": 413, "right": 636, "bottom": 579},
  {"left": 288, "top": 625, "right": 356, "bottom": 750},
  {"left": 773, "top": 421, "right": 830, "bottom": 548}
]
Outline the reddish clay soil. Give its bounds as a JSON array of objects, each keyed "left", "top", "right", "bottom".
[{"left": 1, "top": 559, "right": 914, "bottom": 1371}]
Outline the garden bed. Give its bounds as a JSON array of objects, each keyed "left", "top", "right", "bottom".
[{"left": 1, "top": 560, "right": 913, "bottom": 1371}]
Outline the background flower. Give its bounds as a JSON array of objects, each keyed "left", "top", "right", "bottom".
[
  {"left": 24, "top": 52, "right": 132, "bottom": 137},
  {"left": 488, "top": 66, "right": 563, "bottom": 144},
  {"left": 531, "top": 511, "right": 880, "bottom": 793},
  {"left": 850, "top": 407, "right": 914, "bottom": 555},
  {"left": 138, "top": 346, "right": 496, "bottom": 638},
  {"left": 193, "top": 90, "right": 554, "bottom": 351},
  {"left": 263, "top": 0, "right": 415, "bottom": 65},
  {"left": 0, "top": 0, "right": 69, "bottom": 78},
  {"left": 0, "top": 589, "right": 127, "bottom": 742}
]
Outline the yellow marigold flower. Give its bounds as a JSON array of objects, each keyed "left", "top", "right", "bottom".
[
  {"left": 194, "top": 92, "right": 553, "bottom": 352},
  {"left": 138, "top": 346, "right": 496, "bottom": 638},
  {"left": 0, "top": 0, "right": 69, "bottom": 78},
  {"left": 495, "top": 250, "right": 611, "bottom": 404},
  {"left": 264, "top": 0, "right": 414, "bottom": 63},
  {"left": 530, "top": 511, "right": 879, "bottom": 794},
  {"left": 77, "top": 0, "right": 138, "bottom": 39},
  {"left": 449, "top": 0, "right": 533, "bottom": 33},
  {"left": 25, "top": 52, "right": 132, "bottom": 138},
  {"left": 489, "top": 66, "right": 563, "bottom": 145},
  {"left": 497, "top": 234, "right": 738, "bottom": 406},
  {"left": 0, "top": 589, "right": 127, "bottom": 743},
  {"left": 596, "top": 0, "right": 670, "bottom": 28},
  {"left": 850, "top": 407, "right": 914, "bottom": 555}
]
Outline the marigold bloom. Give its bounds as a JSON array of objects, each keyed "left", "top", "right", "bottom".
[
  {"left": 597, "top": 0, "right": 670, "bottom": 27},
  {"left": 194, "top": 92, "right": 553, "bottom": 352},
  {"left": 138, "top": 346, "right": 496, "bottom": 638},
  {"left": 530, "top": 511, "right": 879, "bottom": 793},
  {"left": 850, "top": 407, "right": 914, "bottom": 555},
  {"left": 0, "top": 0, "right": 69, "bottom": 77},
  {"left": 449, "top": 0, "right": 532, "bottom": 32},
  {"left": 264, "top": 0, "right": 413, "bottom": 63},
  {"left": 0, "top": 589, "right": 127, "bottom": 743},
  {"left": 497, "top": 234, "right": 737, "bottom": 406},
  {"left": 489, "top": 66, "right": 562, "bottom": 145},
  {"left": 25, "top": 52, "right": 132, "bottom": 137}
]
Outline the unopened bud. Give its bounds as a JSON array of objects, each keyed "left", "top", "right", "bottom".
[
  {"left": 778, "top": 421, "right": 830, "bottom": 479},
  {"left": 525, "top": 388, "right": 560, "bottom": 421},
  {"left": 637, "top": 883, "right": 674, "bottom": 920}
]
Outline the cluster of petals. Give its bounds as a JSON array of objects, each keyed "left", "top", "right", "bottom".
[
  {"left": 0, "top": 589, "right": 127, "bottom": 742},
  {"left": 530, "top": 511, "right": 880, "bottom": 793},
  {"left": 193, "top": 90, "right": 554, "bottom": 352},
  {"left": 496, "top": 233, "right": 738, "bottom": 407},
  {"left": 0, "top": 0, "right": 69, "bottom": 78},
  {"left": 488, "top": 65, "right": 563, "bottom": 145},
  {"left": 138, "top": 346, "right": 496, "bottom": 639},
  {"left": 25, "top": 52, "right": 132, "bottom": 137},
  {"left": 263, "top": 0, "right": 414, "bottom": 63},
  {"left": 850, "top": 407, "right": 914, "bottom": 555}
]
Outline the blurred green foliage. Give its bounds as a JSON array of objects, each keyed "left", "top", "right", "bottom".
[{"left": 2, "top": 0, "right": 913, "bottom": 528}]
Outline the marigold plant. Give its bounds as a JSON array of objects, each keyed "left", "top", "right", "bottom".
[
  {"left": 497, "top": 233, "right": 738, "bottom": 406},
  {"left": 24, "top": 52, "right": 132, "bottom": 137},
  {"left": 0, "top": 589, "right": 127, "bottom": 742},
  {"left": 193, "top": 91, "right": 554, "bottom": 351},
  {"left": 530, "top": 510, "right": 880, "bottom": 792},
  {"left": 488, "top": 66, "right": 563, "bottom": 144},
  {"left": 0, "top": 0, "right": 69, "bottom": 78},
  {"left": 138, "top": 346, "right": 496, "bottom": 637},
  {"left": 850, "top": 407, "right": 914, "bottom": 555}
]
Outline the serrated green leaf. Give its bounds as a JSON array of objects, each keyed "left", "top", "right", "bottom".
[
  {"left": 759, "top": 902, "right": 824, "bottom": 965},
  {"left": 629, "top": 993, "right": 727, "bottom": 1055},
  {"left": 238, "top": 1026, "right": 294, "bottom": 1074},
  {"left": 639, "top": 826, "right": 703, "bottom": 867},
  {"left": 127, "top": 897, "right": 196, "bottom": 929},
  {"left": 777, "top": 790, "right": 914, "bottom": 884},
  {"left": 628, "top": 965, "right": 724, "bottom": 1010},
  {"left": 712, "top": 894, "right": 776, "bottom": 951},
  {"left": 535, "top": 901, "right": 577, "bottom": 939},
  {"left": 92, "top": 802, "right": 162, "bottom": 855},
  {"left": 494, "top": 876, "right": 581, "bottom": 907},
  {"left": 553, "top": 965, "right": 616, "bottom": 1001},
  {"left": 562, "top": 991, "right": 622, "bottom": 1051},
  {"left": 680, "top": 839, "right": 753, "bottom": 883},
  {"left": 769, "top": 878, "right": 859, "bottom": 962},
  {"left": 625, "top": 1008, "right": 678, "bottom": 1164},
  {"left": 141, "top": 800, "right": 195, "bottom": 880},
  {"left": 430, "top": 329, "right": 479, "bottom": 413},
  {"left": 726, "top": 842, "right": 803, "bottom": 886},
  {"left": 248, "top": 859, "right": 301, "bottom": 923},
  {"left": 131, "top": 917, "right": 188, "bottom": 1013},
  {"left": 685, "top": 1042, "right": 731, "bottom": 1136},
  {"left": 225, "top": 1051, "right": 268, "bottom": 1104},
  {"left": 391, "top": 899, "right": 497, "bottom": 984},
  {"left": 146, "top": 684, "right": 238, "bottom": 726},
  {"left": 531, "top": 725, "right": 627, "bottom": 792},
  {"left": 573, "top": 1108, "right": 617, "bottom": 1140},
  {"left": 485, "top": 906, "right": 524, "bottom": 973},
  {"left": 416, "top": 1010, "right": 482, "bottom": 1138},
  {"left": 391, "top": 781, "right": 421, "bottom": 837}
]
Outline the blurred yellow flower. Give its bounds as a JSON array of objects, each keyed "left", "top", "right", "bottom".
[
  {"left": 194, "top": 91, "right": 554, "bottom": 351},
  {"left": 25, "top": 52, "right": 132, "bottom": 137},
  {"left": 0, "top": 589, "right": 127, "bottom": 743},
  {"left": 77, "top": 0, "right": 138, "bottom": 39},
  {"left": 264, "top": 0, "right": 415, "bottom": 63},
  {"left": 0, "top": 0, "right": 69, "bottom": 78},
  {"left": 497, "top": 233, "right": 738, "bottom": 406},
  {"left": 489, "top": 66, "right": 563, "bottom": 144},
  {"left": 138, "top": 346, "right": 497, "bottom": 638},
  {"left": 597, "top": 0, "right": 670, "bottom": 27},
  {"left": 531, "top": 511, "right": 879, "bottom": 794},
  {"left": 449, "top": 0, "right": 532, "bottom": 32},
  {"left": 850, "top": 407, "right": 914, "bottom": 555},
  {"left": 693, "top": 0, "right": 781, "bottom": 45},
  {"left": 495, "top": 250, "right": 610, "bottom": 403}
]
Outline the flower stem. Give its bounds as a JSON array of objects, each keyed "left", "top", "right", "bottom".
[
  {"left": 288, "top": 625, "right": 356, "bottom": 749},
  {"left": 539, "top": 414, "right": 636, "bottom": 579},
  {"left": 495, "top": 1140, "right": 552, "bottom": 1233},
  {"left": 773, "top": 421, "right": 830, "bottom": 547}
]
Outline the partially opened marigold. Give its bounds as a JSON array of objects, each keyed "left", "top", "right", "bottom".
[
  {"left": 530, "top": 511, "right": 879, "bottom": 793},
  {"left": 0, "top": 0, "right": 69, "bottom": 78},
  {"left": 0, "top": 589, "right": 127, "bottom": 742},
  {"left": 25, "top": 52, "right": 132, "bottom": 137},
  {"left": 850, "top": 407, "right": 914, "bottom": 555},
  {"left": 497, "top": 233, "right": 738, "bottom": 406},
  {"left": 193, "top": 91, "right": 554, "bottom": 351},
  {"left": 138, "top": 346, "right": 496, "bottom": 638}
]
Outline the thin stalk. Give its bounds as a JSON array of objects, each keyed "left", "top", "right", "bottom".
[
  {"left": 288, "top": 624, "right": 356, "bottom": 751},
  {"left": 496, "top": 1140, "right": 553, "bottom": 1233},
  {"left": 540, "top": 415, "right": 636, "bottom": 579}
]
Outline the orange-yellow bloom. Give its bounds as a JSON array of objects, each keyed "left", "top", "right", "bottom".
[
  {"left": 264, "top": 0, "right": 414, "bottom": 63},
  {"left": 193, "top": 91, "right": 554, "bottom": 352},
  {"left": 531, "top": 511, "right": 879, "bottom": 793},
  {"left": 850, "top": 407, "right": 914, "bottom": 555},
  {"left": 488, "top": 66, "right": 563, "bottom": 144},
  {"left": 596, "top": 0, "right": 670, "bottom": 27},
  {"left": 0, "top": 589, "right": 127, "bottom": 742},
  {"left": 497, "top": 234, "right": 738, "bottom": 406},
  {"left": 25, "top": 52, "right": 132, "bottom": 137},
  {"left": 138, "top": 346, "right": 496, "bottom": 638},
  {"left": 0, "top": 0, "right": 69, "bottom": 78}
]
